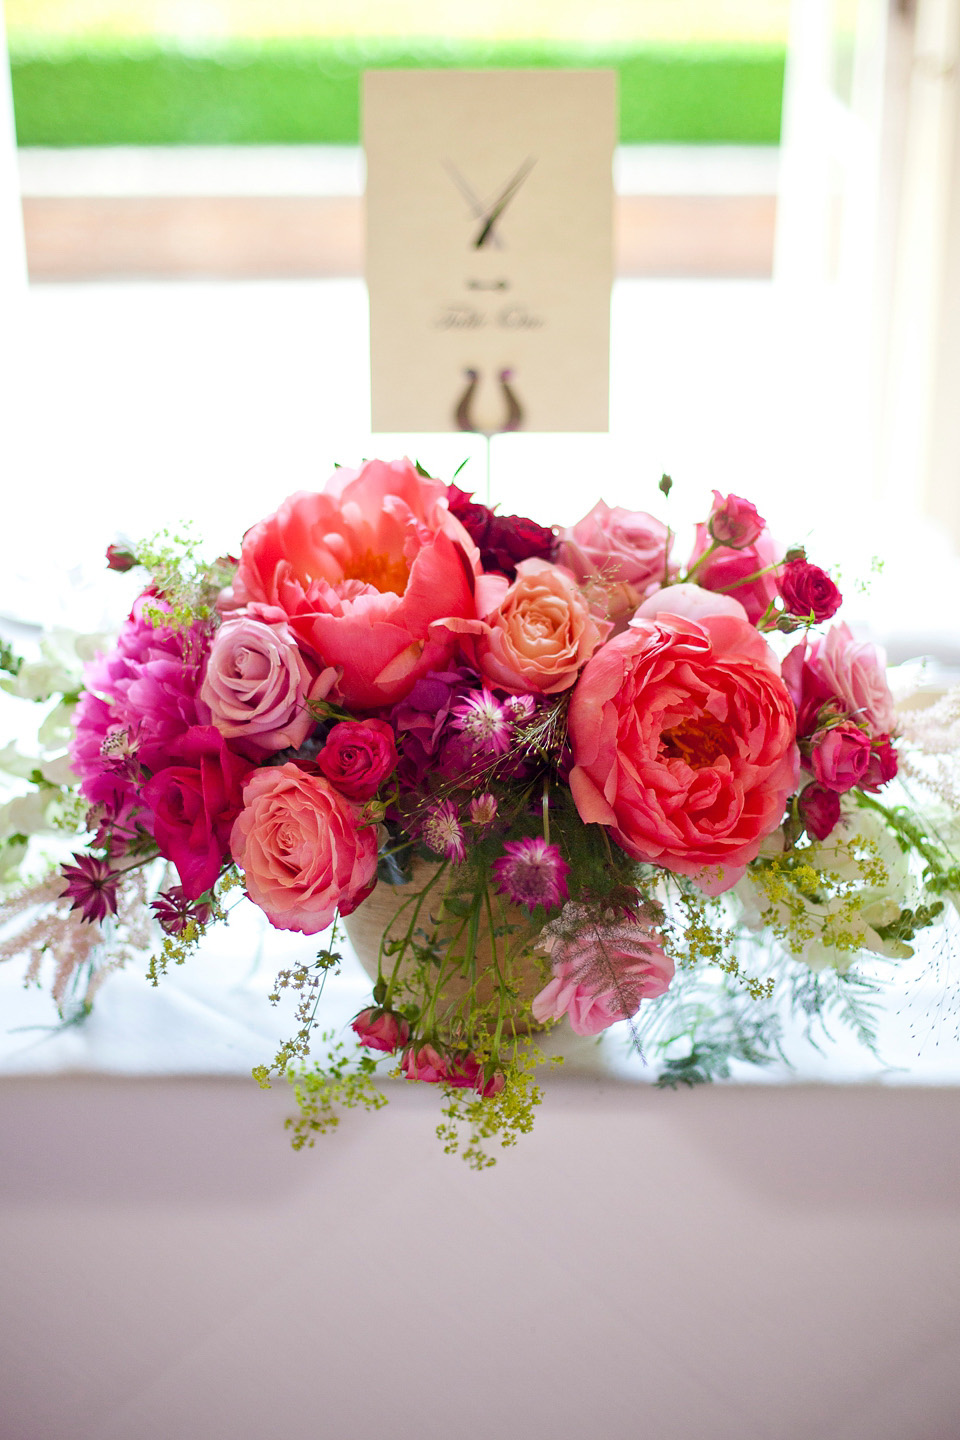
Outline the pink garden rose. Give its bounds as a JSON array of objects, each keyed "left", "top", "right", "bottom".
[
  {"left": 228, "top": 459, "right": 481, "bottom": 710},
  {"left": 568, "top": 610, "right": 799, "bottom": 891},
  {"left": 200, "top": 608, "right": 336, "bottom": 754},
  {"left": 316, "top": 719, "right": 399, "bottom": 800},
  {"left": 401, "top": 1044, "right": 448, "bottom": 1084},
  {"left": 557, "top": 501, "right": 673, "bottom": 625},
  {"left": 142, "top": 725, "right": 253, "bottom": 899},
  {"left": 230, "top": 763, "right": 378, "bottom": 933},
  {"left": 797, "top": 781, "right": 842, "bottom": 840},
  {"left": 463, "top": 558, "right": 611, "bottom": 695},
  {"left": 778, "top": 558, "right": 842, "bottom": 622},
  {"left": 687, "top": 519, "right": 783, "bottom": 625},
  {"left": 810, "top": 722, "right": 872, "bottom": 792},
  {"left": 706, "top": 491, "right": 766, "bottom": 549},
  {"left": 532, "top": 902, "right": 674, "bottom": 1035},
  {"left": 351, "top": 1007, "right": 410, "bottom": 1054},
  {"left": 782, "top": 623, "right": 896, "bottom": 739}
]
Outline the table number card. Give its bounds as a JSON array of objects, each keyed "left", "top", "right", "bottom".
[{"left": 364, "top": 69, "right": 616, "bottom": 434}]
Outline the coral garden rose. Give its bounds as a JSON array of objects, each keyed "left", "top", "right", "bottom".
[
  {"left": 228, "top": 459, "right": 481, "bottom": 710},
  {"left": 568, "top": 610, "right": 799, "bottom": 891},
  {"left": 532, "top": 902, "right": 674, "bottom": 1035},
  {"left": 782, "top": 623, "right": 896, "bottom": 738},
  {"left": 230, "top": 762, "right": 378, "bottom": 933},
  {"left": 466, "top": 558, "right": 611, "bottom": 695},
  {"left": 142, "top": 725, "right": 253, "bottom": 899},
  {"left": 557, "top": 501, "right": 673, "bottom": 625},
  {"left": 316, "top": 719, "right": 398, "bottom": 800},
  {"left": 200, "top": 608, "right": 336, "bottom": 754},
  {"left": 687, "top": 520, "right": 783, "bottom": 625}
]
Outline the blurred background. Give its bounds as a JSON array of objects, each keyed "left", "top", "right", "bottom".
[{"left": 3, "top": 7, "right": 960, "bottom": 1440}]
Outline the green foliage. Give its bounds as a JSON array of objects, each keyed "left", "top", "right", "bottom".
[
  {"left": 282, "top": 1039, "right": 387, "bottom": 1148},
  {"left": 435, "top": 1048, "right": 545, "bottom": 1170},
  {"left": 10, "top": 42, "right": 785, "bottom": 148},
  {"left": 134, "top": 525, "right": 236, "bottom": 634},
  {"left": 0, "top": 639, "right": 23, "bottom": 679}
]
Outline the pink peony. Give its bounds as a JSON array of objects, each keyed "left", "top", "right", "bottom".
[
  {"left": 200, "top": 608, "right": 336, "bottom": 755},
  {"left": 557, "top": 501, "right": 673, "bottom": 625},
  {"left": 316, "top": 719, "right": 398, "bottom": 800},
  {"left": 568, "top": 610, "right": 799, "bottom": 892},
  {"left": 142, "top": 725, "right": 253, "bottom": 899},
  {"left": 351, "top": 1007, "right": 410, "bottom": 1054},
  {"left": 706, "top": 492, "right": 766, "bottom": 549},
  {"left": 782, "top": 623, "right": 896, "bottom": 738},
  {"left": 464, "top": 558, "right": 611, "bottom": 695},
  {"left": 810, "top": 722, "right": 872, "bottom": 793},
  {"left": 686, "top": 523, "right": 783, "bottom": 625},
  {"left": 227, "top": 459, "right": 481, "bottom": 710},
  {"left": 230, "top": 763, "right": 378, "bottom": 933},
  {"left": 532, "top": 902, "right": 674, "bottom": 1035}
]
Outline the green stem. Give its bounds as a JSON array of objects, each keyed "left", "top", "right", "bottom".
[{"left": 681, "top": 539, "right": 720, "bottom": 583}]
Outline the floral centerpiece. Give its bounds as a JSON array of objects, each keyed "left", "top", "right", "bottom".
[{"left": 2, "top": 459, "right": 958, "bottom": 1166}]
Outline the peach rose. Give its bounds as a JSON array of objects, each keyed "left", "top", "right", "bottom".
[
  {"left": 228, "top": 459, "right": 481, "bottom": 710},
  {"left": 568, "top": 610, "right": 799, "bottom": 892},
  {"left": 230, "top": 763, "right": 378, "bottom": 933},
  {"left": 465, "top": 558, "right": 611, "bottom": 695}
]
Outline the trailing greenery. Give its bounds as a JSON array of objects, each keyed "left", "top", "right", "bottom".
[{"left": 9, "top": 41, "right": 785, "bottom": 147}]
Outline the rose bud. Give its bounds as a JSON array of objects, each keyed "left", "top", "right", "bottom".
[
  {"left": 351, "top": 1007, "right": 410, "bottom": 1054},
  {"left": 445, "top": 1051, "right": 506, "bottom": 1097},
  {"left": 810, "top": 722, "right": 872, "bottom": 793},
  {"left": 798, "top": 782, "right": 842, "bottom": 840},
  {"left": 401, "top": 1044, "right": 448, "bottom": 1084},
  {"left": 861, "top": 734, "right": 899, "bottom": 792},
  {"left": 779, "top": 558, "right": 842, "bottom": 623},
  {"left": 316, "top": 719, "right": 399, "bottom": 801},
  {"left": 706, "top": 492, "right": 766, "bottom": 549},
  {"left": 106, "top": 543, "right": 138, "bottom": 573}
]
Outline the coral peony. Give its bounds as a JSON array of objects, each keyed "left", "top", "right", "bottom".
[
  {"left": 568, "top": 610, "right": 799, "bottom": 891},
  {"left": 227, "top": 458, "right": 481, "bottom": 709},
  {"left": 230, "top": 763, "right": 378, "bottom": 933}
]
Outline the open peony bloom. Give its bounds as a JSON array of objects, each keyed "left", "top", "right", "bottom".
[
  {"left": 568, "top": 608, "right": 799, "bottom": 892},
  {"left": 227, "top": 459, "right": 481, "bottom": 710}
]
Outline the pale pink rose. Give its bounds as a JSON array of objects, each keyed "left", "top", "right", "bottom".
[
  {"left": 465, "top": 558, "right": 611, "bottom": 695},
  {"left": 686, "top": 523, "right": 782, "bottom": 625},
  {"left": 568, "top": 610, "right": 799, "bottom": 892},
  {"left": 200, "top": 609, "right": 336, "bottom": 754},
  {"left": 636, "top": 582, "right": 749, "bottom": 626},
  {"left": 532, "top": 902, "right": 674, "bottom": 1035},
  {"left": 228, "top": 459, "right": 481, "bottom": 710},
  {"left": 230, "top": 763, "right": 378, "bottom": 934},
  {"left": 556, "top": 501, "right": 673, "bottom": 624},
  {"left": 782, "top": 623, "right": 895, "bottom": 738},
  {"left": 707, "top": 491, "right": 766, "bottom": 549}
]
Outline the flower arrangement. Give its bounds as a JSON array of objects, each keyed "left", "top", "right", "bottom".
[{"left": 3, "top": 458, "right": 959, "bottom": 1167}]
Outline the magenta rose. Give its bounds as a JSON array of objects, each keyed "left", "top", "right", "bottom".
[
  {"left": 532, "top": 903, "right": 674, "bottom": 1035},
  {"left": 686, "top": 522, "right": 782, "bottom": 625},
  {"left": 557, "top": 501, "right": 674, "bottom": 625},
  {"left": 706, "top": 491, "right": 766, "bottom": 549},
  {"left": 142, "top": 725, "right": 253, "bottom": 899},
  {"left": 316, "top": 719, "right": 398, "bottom": 800},
  {"left": 797, "top": 782, "right": 842, "bottom": 840},
  {"left": 862, "top": 734, "right": 898, "bottom": 791},
  {"left": 228, "top": 459, "right": 481, "bottom": 710},
  {"left": 778, "top": 558, "right": 842, "bottom": 622},
  {"left": 447, "top": 484, "right": 556, "bottom": 577},
  {"left": 782, "top": 623, "right": 896, "bottom": 738},
  {"left": 200, "top": 609, "right": 336, "bottom": 754},
  {"left": 230, "top": 763, "right": 378, "bottom": 933},
  {"left": 810, "top": 722, "right": 872, "bottom": 792},
  {"left": 351, "top": 1007, "right": 410, "bottom": 1054},
  {"left": 568, "top": 610, "right": 799, "bottom": 891},
  {"left": 444, "top": 1052, "right": 505, "bottom": 1097},
  {"left": 463, "top": 558, "right": 611, "bottom": 695}
]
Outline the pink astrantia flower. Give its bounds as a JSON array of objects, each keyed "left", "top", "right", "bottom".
[
  {"left": 492, "top": 837, "right": 570, "bottom": 913},
  {"left": 468, "top": 793, "right": 498, "bottom": 828},
  {"left": 421, "top": 801, "right": 465, "bottom": 862},
  {"left": 351, "top": 1007, "right": 410, "bottom": 1054},
  {"left": 150, "top": 886, "right": 214, "bottom": 937},
  {"left": 568, "top": 610, "right": 799, "bottom": 893},
  {"left": 59, "top": 853, "right": 120, "bottom": 925},
  {"left": 532, "top": 901, "right": 674, "bottom": 1035},
  {"left": 451, "top": 688, "right": 511, "bottom": 754}
]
